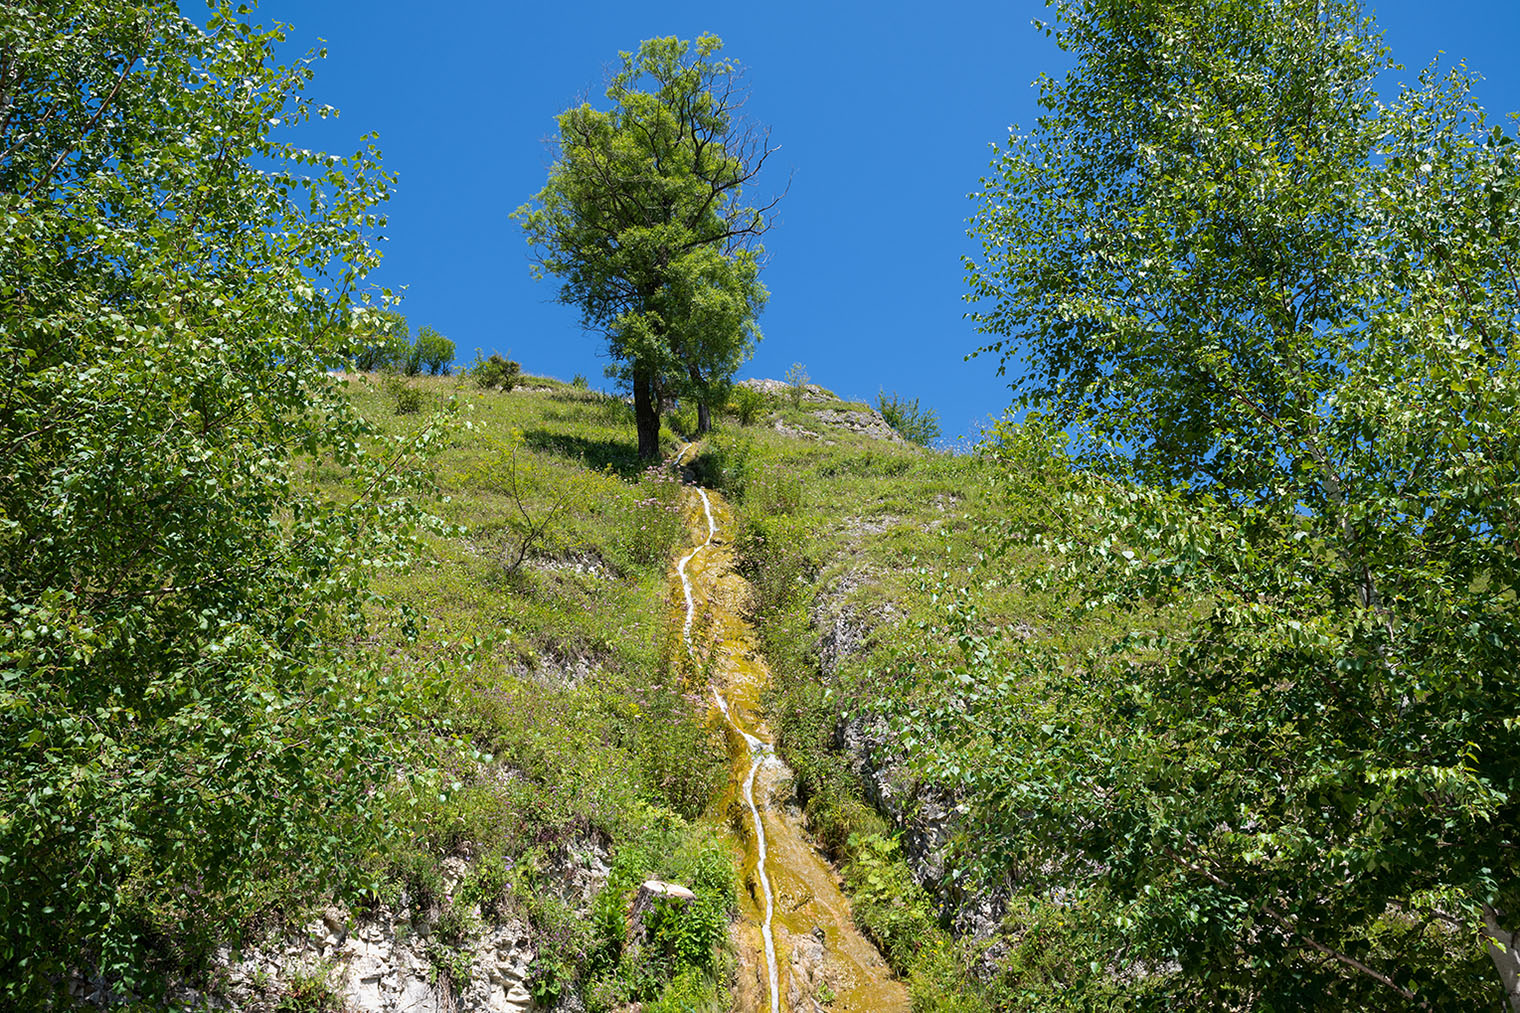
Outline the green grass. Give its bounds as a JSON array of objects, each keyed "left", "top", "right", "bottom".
[
  {"left": 302, "top": 373, "right": 734, "bottom": 1008},
  {"left": 275, "top": 371, "right": 1153, "bottom": 1010}
]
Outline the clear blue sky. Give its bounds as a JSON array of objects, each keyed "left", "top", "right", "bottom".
[{"left": 254, "top": 0, "right": 1520, "bottom": 443}]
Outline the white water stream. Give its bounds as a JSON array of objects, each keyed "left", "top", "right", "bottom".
[{"left": 675, "top": 470, "right": 781, "bottom": 1013}]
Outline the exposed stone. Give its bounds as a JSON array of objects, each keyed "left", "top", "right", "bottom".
[
  {"left": 838, "top": 714, "right": 1011, "bottom": 962},
  {"left": 531, "top": 550, "right": 612, "bottom": 580},
  {"left": 737, "top": 377, "right": 908, "bottom": 445},
  {"left": 772, "top": 418, "right": 820, "bottom": 440},
  {"left": 812, "top": 560, "right": 1013, "bottom": 969},
  {"left": 785, "top": 926, "right": 830, "bottom": 1013},
  {"left": 737, "top": 377, "right": 835, "bottom": 404},
  {"left": 809, "top": 407, "right": 904, "bottom": 444},
  {"left": 82, "top": 834, "right": 612, "bottom": 1012}
]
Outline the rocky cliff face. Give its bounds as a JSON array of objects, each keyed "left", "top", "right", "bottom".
[
  {"left": 809, "top": 576, "right": 1011, "bottom": 957},
  {"left": 226, "top": 906, "right": 541, "bottom": 1013},
  {"left": 835, "top": 714, "right": 1009, "bottom": 950},
  {"left": 74, "top": 848, "right": 608, "bottom": 1013}
]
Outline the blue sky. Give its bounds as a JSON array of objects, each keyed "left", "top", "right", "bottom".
[{"left": 254, "top": 0, "right": 1520, "bottom": 443}]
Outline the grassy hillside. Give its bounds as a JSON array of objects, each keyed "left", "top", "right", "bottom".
[
  {"left": 50, "top": 361, "right": 1485, "bottom": 1011},
  {"left": 283, "top": 373, "right": 740, "bottom": 1011},
  {"left": 346, "top": 370, "right": 1047, "bottom": 1011},
  {"left": 690, "top": 399, "right": 1182, "bottom": 1010}
]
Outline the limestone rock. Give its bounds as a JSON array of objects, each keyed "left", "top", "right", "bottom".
[
  {"left": 809, "top": 406, "right": 904, "bottom": 444},
  {"left": 786, "top": 926, "right": 829, "bottom": 1013},
  {"left": 737, "top": 377, "right": 834, "bottom": 404}
]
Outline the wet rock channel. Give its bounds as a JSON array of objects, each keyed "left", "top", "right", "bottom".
[{"left": 672, "top": 447, "right": 909, "bottom": 1013}]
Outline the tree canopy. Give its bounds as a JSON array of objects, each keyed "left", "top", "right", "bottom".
[
  {"left": 0, "top": 2, "right": 441, "bottom": 1001},
  {"left": 516, "top": 34, "right": 779, "bottom": 456},
  {"left": 949, "top": 0, "right": 1520, "bottom": 1006}
]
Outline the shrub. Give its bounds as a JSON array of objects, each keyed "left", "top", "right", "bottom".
[
  {"left": 632, "top": 678, "right": 726, "bottom": 820},
  {"left": 668, "top": 401, "right": 698, "bottom": 436},
  {"left": 785, "top": 362, "right": 810, "bottom": 407},
  {"left": 384, "top": 372, "right": 425, "bottom": 415},
  {"left": 726, "top": 384, "right": 765, "bottom": 426},
  {"left": 876, "top": 389, "right": 941, "bottom": 446},
  {"left": 643, "top": 966, "right": 724, "bottom": 1013},
  {"left": 274, "top": 962, "right": 346, "bottom": 1013},
  {"left": 471, "top": 352, "right": 521, "bottom": 391},
  {"left": 620, "top": 464, "right": 684, "bottom": 568},
  {"left": 687, "top": 436, "right": 750, "bottom": 495},
  {"left": 645, "top": 894, "right": 727, "bottom": 976},
  {"left": 572, "top": 373, "right": 589, "bottom": 389},
  {"left": 843, "top": 833, "right": 940, "bottom": 973}
]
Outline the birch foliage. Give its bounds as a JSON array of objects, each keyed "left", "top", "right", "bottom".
[
  {"left": 0, "top": 2, "right": 442, "bottom": 1001},
  {"left": 947, "top": 0, "right": 1520, "bottom": 1006}
]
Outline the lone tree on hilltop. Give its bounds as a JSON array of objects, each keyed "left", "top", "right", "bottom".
[{"left": 516, "top": 34, "right": 781, "bottom": 457}]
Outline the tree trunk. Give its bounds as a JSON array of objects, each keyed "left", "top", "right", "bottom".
[
  {"left": 686, "top": 364, "right": 711, "bottom": 435},
  {"left": 1485, "top": 905, "right": 1520, "bottom": 1012},
  {"left": 633, "top": 364, "right": 660, "bottom": 460}
]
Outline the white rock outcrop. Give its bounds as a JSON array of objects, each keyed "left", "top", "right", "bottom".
[{"left": 213, "top": 906, "right": 537, "bottom": 1013}]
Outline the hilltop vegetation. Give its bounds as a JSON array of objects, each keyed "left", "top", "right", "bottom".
[{"left": 516, "top": 33, "right": 780, "bottom": 457}]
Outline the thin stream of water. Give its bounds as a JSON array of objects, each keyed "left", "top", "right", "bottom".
[{"left": 675, "top": 476, "right": 781, "bottom": 1013}]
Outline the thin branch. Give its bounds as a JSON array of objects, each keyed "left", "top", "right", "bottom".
[
  {"left": 504, "top": 442, "right": 568, "bottom": 576},
  {"left": 24, "top": 53, "right": 138, "bottom": 201},
  {"left": 1163, "top": 846, "right": 1428, "bottom": 1006}
]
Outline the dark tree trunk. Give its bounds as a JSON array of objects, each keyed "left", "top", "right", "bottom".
[
  {"left": 633, "top": 364, "right": 660, "bottom": 460},
  {"left": 687, "top": 364, "right": 711, "bottom": 435}
]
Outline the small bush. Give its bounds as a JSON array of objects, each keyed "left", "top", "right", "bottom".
[
  {"left": 572, "top": 373, "right": 589, "bottom": 389},
  {"left": 457, "top": 850, "right": 514, "bottom": 921},
  {"left": 643, "top": 967, "right": 725, "bottom": 1013},
  {"left": 620, "top": 464, "right": 684, "bottom": 568},
  {"left": 587, "top": 882, "right": 627, "bottom": 976},
  {"left": 595, "top": 392, "right": 634, "bottom": 425},
  {"left": 383, "top": 372, "right": 425, "bottom": 415},
  {"left": 844, "top": 833, "right": 940, "bottom": 973},
  {"left": 785, "top": 362, "right": 809, "bottom": 407},
  {"left": 668, "top": 401, "right": 697, "bottom": 436},
  {"left": 275, "top": 961, "right": 345, "bottom": 1013},
  {"left": 876, "top": 390, "right": 941, "bottom": 446},
  {"left": 726, "top": 385, "right": 765, "bottom": 426},
  {"left": 645, "top": 894, "right": 726, "bottom": 975},
  {"left": 629, "top": 664, "right": 727, "bottom": 819},
  {"left": 688, "top": 437, "right": 749, "bottom": 495},
  {"left": 471, "top": 352, "right": 522, "bottom": 391}
]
